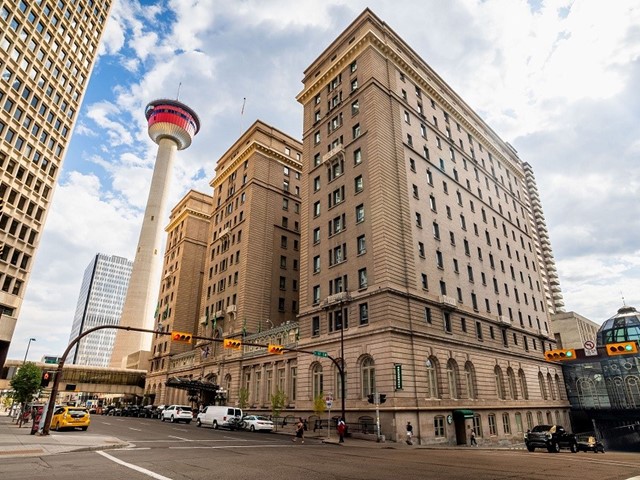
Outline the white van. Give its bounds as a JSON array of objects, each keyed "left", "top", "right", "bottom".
[{"left": 196, "top": 405, "right": 243, "bottom": 430}]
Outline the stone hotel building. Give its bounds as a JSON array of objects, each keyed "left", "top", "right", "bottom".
[{"left": 147, "top": 9, "right": 571, "bottom": 446}]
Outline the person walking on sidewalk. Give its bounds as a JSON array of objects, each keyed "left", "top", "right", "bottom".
[
  {"left": 292, "top": 417, "right": 305, "bottom": 443},
  {"left": 337, "top": 418, "right": 346, "bottom": 443},
  {"left": 406, "top": 421, "right": 414, "bottom": 445},
  {"left": 470, "top": 429, "right": 477, "bottom": 446}
]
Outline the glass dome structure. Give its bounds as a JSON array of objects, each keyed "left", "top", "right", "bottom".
[{"left": 596, "top": 305, "right": 640, "bottom": 346}]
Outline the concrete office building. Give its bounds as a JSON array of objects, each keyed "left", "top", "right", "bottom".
[
  {"left": 550, "top": 311, "right": 600, "bottom": 351},
  {"left": 68, "top": 254, "right": 133, "bottom": 367},
  {"left": 144, "top": 189, "right": 212, "bottom": 405},
  {"left": 0, "top": 1, "right": 113, "bottom": 369},
  {"left": 292, "top": 9, "right": 570, "bottom": 445},
  {"left": 145, "top": 121, "right": 303, "bottom": 406},
  {"left": 110, "top": 99, "right": 200, "bottom": 369}
]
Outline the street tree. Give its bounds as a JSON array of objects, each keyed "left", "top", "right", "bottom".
[
  {"left": 9, "top": 362, "right": 41, "bottom": 427},
  {"left": 238, "top": 387, "right": 249, "bottom": 410},
  {"left": 270, "top": 388, "right": 287, "bottom": 428}
]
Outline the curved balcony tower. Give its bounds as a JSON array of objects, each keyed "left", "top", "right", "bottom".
[{"left": 110, "top": 100, "right": 200, "bottom": 368}]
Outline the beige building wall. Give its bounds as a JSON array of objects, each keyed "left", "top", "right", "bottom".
[
  {"left": 550, "top": 311, "right": 600, "bottom": 350},
  {"left": 144, "top": 190, "right": 212, "bottom": 405},
  {"left": 0, "top": 0, "right": 113, "bottom": 368}
]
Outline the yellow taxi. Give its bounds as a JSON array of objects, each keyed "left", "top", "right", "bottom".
[{"left": 50, "top": 406, "right": 91, "bottom": 431}]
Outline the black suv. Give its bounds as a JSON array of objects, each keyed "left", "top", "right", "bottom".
[{"left": 524, "top": 425, "right": 578, "bottom": 453}]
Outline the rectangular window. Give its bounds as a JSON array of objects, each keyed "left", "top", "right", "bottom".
[
  {"left": 358, "top": 268, "right": 368, "bottom": 289},
  {"left": 359, "top": 303, "right": 369, "bottom": 325},
  {"left": 425, "top": 307, "right": 432, "bottom": 324},
  {"left": 312, "top": 316, "right": 320, "bottom": 336},
  {"left": 488, "top": 414, "right": 497, "bottom": 436},
  {"left": 434, "top": 416, "right": 445, "bottom": 437}
]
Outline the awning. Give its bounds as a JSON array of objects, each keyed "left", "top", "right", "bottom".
[
  {"left": 452, "top": 409, "right": 474, "bottom": 419},
  {"left": 165, "top": 377, "right": 219, "bottom": 393}
]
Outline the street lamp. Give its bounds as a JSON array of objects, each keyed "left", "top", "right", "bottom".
[{"left": 22, "top": 338, "right": 36, "bottom": 364}]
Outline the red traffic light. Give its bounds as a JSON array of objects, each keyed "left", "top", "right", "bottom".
[{"left": 171, "top": 331, "right": 192, "bottom": 343}]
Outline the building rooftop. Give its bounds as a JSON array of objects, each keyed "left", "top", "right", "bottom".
[{"left": 596, "top": 305, "right": 640, "bottom": 345}]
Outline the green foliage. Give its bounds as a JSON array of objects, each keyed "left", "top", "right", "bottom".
[
  {"left": 313, "top": 393, "right": 326, "bottom": 416},
  {"left": 9, "top": 362, "right": 41, "bottom": 405},
  {"left": 270, "top": 388, "right": 287, "bottom": 418},
  {"left": 237, "top": 387, "right": 249, "bottom": 410}
]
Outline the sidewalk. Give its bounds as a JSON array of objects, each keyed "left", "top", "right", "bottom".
[{"left": 0, "top": 414, "right": 129, "bottom": 458}]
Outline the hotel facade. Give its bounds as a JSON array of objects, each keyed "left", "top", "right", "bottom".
[
  {"left": 146, "top": 10, "right": 571, "bottom": 446},
  {"left": 0, "top": 0, "right": 112, "bottom": 368}
]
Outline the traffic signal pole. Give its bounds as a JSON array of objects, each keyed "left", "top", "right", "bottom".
[{"left": 40, "top": 325, "right": 347, "bottom": 435}]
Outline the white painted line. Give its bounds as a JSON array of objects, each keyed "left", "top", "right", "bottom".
[
  {"left": 97, "top": 451, "right": 174, "bottom": 480},
  {"left": 170, "top": 444, "right": 294, "bottom": 450},
  {"left": 167, "top": 435, "right": 192, "bottom": 441},
  {"left": 129, "top": 427, "right": 142, "bottom": 431}
]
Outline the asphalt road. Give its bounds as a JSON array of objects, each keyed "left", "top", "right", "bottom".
[{"left": 1, "top": 415, "right": 638, "bottom": 480}]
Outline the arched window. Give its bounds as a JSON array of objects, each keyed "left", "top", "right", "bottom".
[
  {"left": 224, "top": 374, "right": 232, "bottom": 398},
  {"left": 426, "top": 357, "right": 440, "bottom": 399},
  {"left": 447, "top": 359, "right": 459, "bottom": 399},
  {"left": 507, "top": 368, "right": 517, "bottom": 399},
  {"left": 518, "top": 369, "right": 529, "bottom": 400},
  {"left": 464, "top": 361, "right": 477, "bottom": 399},
  {"left": 312, "top": 363, "right": 324, "bottom": 399},
  {"left": 554, "top": 374, "right": 564, "bottom": 400},
  {"left": 627, "top": 375, "right": 640, "bottom": 408},
  {"left": 494, "top": 366, "right": 505, "bottom": 399},
  {"left": 361, "top": 356, "right": 375, "bottom": 397},
  {"left": 526, "top": 411, "right": 534, "bottom": 430},
  {"left": 538, "top": 372, "right": 548, "bottom": 400},
  {"left": 547, "top": 373, "right": 556, "bottom": 400}
]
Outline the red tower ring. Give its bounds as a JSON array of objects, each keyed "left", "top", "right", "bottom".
[{"left": 145, "top": 99, "right": 200, "bottom": 150}]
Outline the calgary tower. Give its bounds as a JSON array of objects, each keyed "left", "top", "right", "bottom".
[{"left": 110, "top": 99, "right": 200, "bottom": 368}]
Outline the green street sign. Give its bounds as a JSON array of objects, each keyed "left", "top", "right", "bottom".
[{"left": 313, "top": 351, "right": 328, "bottom": 357}]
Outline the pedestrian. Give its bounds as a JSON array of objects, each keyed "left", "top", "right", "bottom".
[
  {"left": 292, "top": 417, "right": 305, "bottom": 443},
  {"left": 406, "top": 421, "right": 414, "bottom": 445},
  {"left": 470, "top": 429, "right": 477, "bottom": 446},
  {"left": 337, "top": 417, "right": 346, "bottom": 443}
]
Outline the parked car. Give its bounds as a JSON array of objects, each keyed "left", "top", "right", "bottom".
[
  {"left": 138, "top": 405, "right": 157, "bottom": 418},
  {"left": 154, "top": 405, "right": 166, "bottom": 419},
  {"left": 50, "top": 406, "right": 90, "bottom": 431},
  {"left": 102, "top": 405, "right": 117, "bottom": 416},
  {"left": 121, "top": 405, "right": 142, "bottom": 417},
  {"left": 196, "top": 405, "right": 243, "bottom": 430},
  {"left": 576, "top": 435, "right": 605, "bottom": 453},
  {"left": 241, "top": 415, "right": 274, "bottom": 432},
  {"left": 524, "top": 425, "right": 578, "bottom": 453},
  {"left": 161, "top": 405, "right": 193, "bottom": 423}
]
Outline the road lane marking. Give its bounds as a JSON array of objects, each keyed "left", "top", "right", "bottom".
[
  {"left": 170, "top": 444, "right": 297, "bottom": 450},
  {"left": 168, "top": 435, "right": 192, "bottom": 441},
  {"left": 129, "top": 427, "right": 142, "bottom": 431},
  {"left": 97, "top": 451, "right": 174, "bottom": 480}
]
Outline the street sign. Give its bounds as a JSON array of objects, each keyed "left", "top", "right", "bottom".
[
  {"left": 325, "top": 394, "right": 333, "bottom": 409},
  {"left": 313, "top": 351, "right": 329, "bottom": 357},
  {"left": 584, "top": 340, "right": 597, "bottom": 357}
]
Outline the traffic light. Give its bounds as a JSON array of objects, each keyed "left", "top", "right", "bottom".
[
  {"left": 367, "top": 394, "right": 374, "bottom": 404},
  {"left": 171, "top": 331, "right": 193, "bottom": 343},
  {"left": 267, "top": 344, "right": 284, "bottom": 354},
  {"left": 223, "top": 338, "right": 242, "bottom": 349},
  {"left": 40, "top": 371, "right": 51, "bottom": 387},
  {"left": 379, "top": 394, "right": 387, "bottom": 404},
  {"left": 606, "top": 341, "right": 638, "bottom": 356},
  {"left": 544, "top": 349, "right": 577, "bottom": 361}
]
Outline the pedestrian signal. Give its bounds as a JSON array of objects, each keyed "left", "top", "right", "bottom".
[
  {"left": 544, "top": 349, "right": 576, "bottom": 361},
  {"left": 606, "top": 341, "right": 638, "bottom": 356},
  {"left": 40, "top": 371, "right": 51, "bottom": 387},
  {"left": 171, "top": 331, "right": 192, "bottom": 343},
  {"left": 268, "top": 344, "right": 285, "bottom": 354},
  {"left": 223, "top": 338, "right": 242, "bottom": 349}
]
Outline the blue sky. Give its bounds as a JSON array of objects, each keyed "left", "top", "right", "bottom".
[{"left": 10, "top": 0, "right": 640, "bottom": 361}]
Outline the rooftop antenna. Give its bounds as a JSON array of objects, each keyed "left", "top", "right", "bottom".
[
  {"left": 621, "top": 292, "right": 626, "bottom": 306},
  {"left": 240, "top": 97, "right": 246, "bottom": 136},
  {"left": 176, "top": 82, "right": 182, "bottom": 101}
]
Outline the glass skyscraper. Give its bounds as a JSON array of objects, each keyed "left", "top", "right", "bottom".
[{"left": 68, "top": 253, "right": 133, "bottom": 367}]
